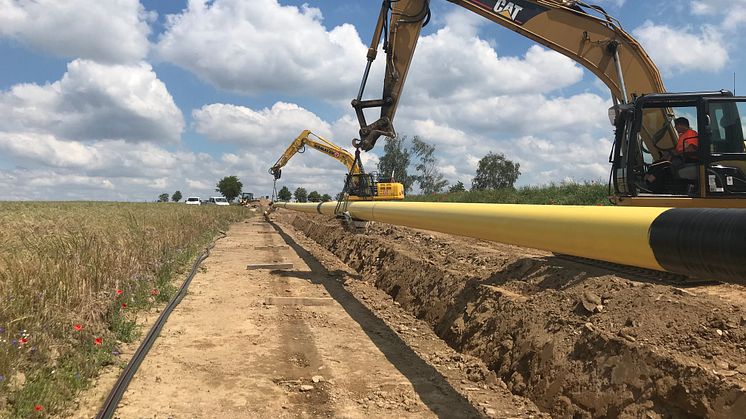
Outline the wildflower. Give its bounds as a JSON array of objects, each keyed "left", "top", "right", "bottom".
[
  {"left": 116, "top": 289, "right": 123, "bottom": 296},
  {"left": 19, "top": 337, "right": 28, "bottom": 345},
  {"left": 74, "top": 324, "right": 83, "bottom": 332},
  {"left": 34, "top": 405, "right": 43, "bottom": 411},
  {"left": 0, "top": 327, "right": 5, "bottom": 334},
  {"left": 112, "top": 350, "right": 120, "bottom": 356},
  {"left": 0, "top": 374, "right": 5, "bottom": 382},
  {"left": 94, "top": 337, "right": 103, "bottom": 346},
  {"left": 121, "top": 303, "right": 127, "bottom": 309},
  {"left": 150, "top": 288, "right": 159, "bottom": 296}
]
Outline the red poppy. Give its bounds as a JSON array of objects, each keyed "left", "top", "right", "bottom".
[
  {"left": 121, "top": 303, "right": 127, "bottom": 309},
  {"left": 150, "top": 288, "right": 159, "bottom": 296},
  {"left": 19, "top": 337, "right": 28, "bottom": 344},
  {"left": 94, "top": 337, "right": 103, "bottom": 345},
  {"left": 73, "top": 324, "right": 82, "bottom": 331},
  {"left": 116, "top": 289, "right": 123, "bottom": 296},
  {"left": 34, "top": 405, "right": 43, "bottom": 411}
]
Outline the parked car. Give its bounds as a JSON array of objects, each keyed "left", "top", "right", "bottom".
[
  {"left": 209, "top": 197, "right": 230, "bottom": 206},
  {"left": 185, "top": 197, "right": 201, "bottom": 205}
]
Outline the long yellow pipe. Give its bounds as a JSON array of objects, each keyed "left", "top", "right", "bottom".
[{"left": 274, "top": 201, "right": 746, "bottom": 285}]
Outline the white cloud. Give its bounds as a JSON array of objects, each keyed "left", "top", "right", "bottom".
[
  {"left": 0, "top": 0, "right": 153, "bottom": 63},
  {"left": 632, "top": 21, "right": 727, "bottom": 74},
  {"left": 155, "top": 0, "right": 369, "bottom": 98},
  {"left": 408, "top": 36, "right": 583, "bottom": 100},
  {"left": 192, "top": 102, "right": 331, "bottom": 146},
  {"left": 690, "top": 0, "right": 746, "bottom": 30},
  {"left": 0, "top": 60, "right": 184, "bottom": 143},
  {"left": 0, "top": 134, "right": 193, "bottom": 179}
]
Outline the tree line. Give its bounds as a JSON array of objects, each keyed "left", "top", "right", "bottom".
[
  {"left": 378, "top": 135, "right": 521, "bottom": 195},
  {"left": 276, "top": 187, "right": 332, "bottom": 203}
]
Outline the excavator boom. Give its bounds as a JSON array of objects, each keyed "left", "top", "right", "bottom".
[
  {"left": 353, "top": 0, "right": 667, "bottom": 151},
  {"left": 269, "top": 130, "right": 406, "bottom": 201},
  {"left": 270, "top": 130, "right": 362, "bottom": 180}
]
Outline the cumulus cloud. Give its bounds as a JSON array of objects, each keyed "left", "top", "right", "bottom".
[
  {"left": 407, "top": 37, "right": 583, "bottom": 100},
  {"left": 632, "top": 21, "right": 727, "bottom": 74},
  {"left": 192, "top": 102, "right": 331, "bottom": 145},
  {"left": 0, "top": 59, "right": 189, "bottom": 201},
  {"left": 690, "top": 0, "right": 746, "bottom": 30},
  {"left": 0, "top": 59, "right": 184, "bottom": 143},
  {"left": 155, "top": 0, "right": 369, "bottom": 98},
  {"left": 0, "top": 134, "right": 194, "bottom": 179},
  {"left": 0, "top": 0, "right": 153, "bottom": 63}
]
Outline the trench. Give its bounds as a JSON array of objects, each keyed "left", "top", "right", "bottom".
[{"left": 278, "top": 211, "right": 746, "bottom": 418}]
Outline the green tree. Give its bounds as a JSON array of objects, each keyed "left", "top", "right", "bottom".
[
  {"left": 378, "top": 136, "right": 416, "bottom": 193},
  {"left": 158, "top": 193, "right": 169, "bottom": 202},
  {"left": 294, "top": 187, "right": 308, "bottom": 203},
  {"left": 472, "top": 152, "right": 521, "bottom": 190},
  {"left": 308, "top": 191, "right": 322, "bottom": 202},
  {"left": 215, "top": 176, "right": 242, "bottom": 202},
  {"left": 449, "top": 181, "right": 466, "bottom": 193},
  {"left": 412, "top": 136, "right": 448, "bottom": 194},
  {"left": 321, "top": 193, "right": 332, "bottom": 202},
  {"left": 277, "top": 186, "right": 292, "bottom": 201},
  {"left": 171, "top": 190, "right": 182, "bottom": 202}
]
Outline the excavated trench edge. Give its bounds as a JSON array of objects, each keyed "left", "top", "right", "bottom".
[{"left": 284, "top": 213, "right": 746, "bottom": 418}]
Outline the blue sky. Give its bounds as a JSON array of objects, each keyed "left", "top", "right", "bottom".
[{"left": 1, "top": 0, "right": 744, "bottom": 200}]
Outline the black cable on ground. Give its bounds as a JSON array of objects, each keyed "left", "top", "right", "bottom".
[{"left": 96, "top": 232, "right": 226, "bottom": 419}]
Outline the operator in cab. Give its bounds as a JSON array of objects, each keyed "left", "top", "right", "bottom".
[
  {"left": 673, "top": 117, "right": 699, "bottom": 157},
  {"left": 644, "top": 117, "right": 699, "bottom": 192}
]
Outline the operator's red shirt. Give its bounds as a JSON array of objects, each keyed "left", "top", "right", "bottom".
[{"left": 676, "top": 129, "right": 698, "bottom": 155}]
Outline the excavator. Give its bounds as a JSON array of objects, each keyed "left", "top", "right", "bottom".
[
  {"left": 269, "top": 129, "right": 405, "bottom": 201},
  {"left": 352, "top": 0, "right": 746, "bottom": 208}
]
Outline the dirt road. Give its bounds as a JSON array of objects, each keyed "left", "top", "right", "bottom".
[{"left": 74, "top": 219, "right": 540, "bottom": 418}]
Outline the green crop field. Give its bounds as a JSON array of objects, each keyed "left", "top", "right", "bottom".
[
  {"left": 0, "top": 202, "right": 250, "bottom": 417},
  {"left": 405, "top": 182, "right": 610, "bottom": 206}
]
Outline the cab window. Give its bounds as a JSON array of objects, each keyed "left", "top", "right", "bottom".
[{"left": 708, "top": 101, "right": 746, "bottom": 154}]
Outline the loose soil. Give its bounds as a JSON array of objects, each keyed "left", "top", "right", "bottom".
[
  {"left": 276, "top": 210, "right": 746, "bottom": 418},
  {"left": 72, "top": 218, "right": 542, "bottom": 418}
]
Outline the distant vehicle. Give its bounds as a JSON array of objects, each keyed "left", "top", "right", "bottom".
[
  {"left": 185, "top": 197, "right": 201, "bottom": 205},
  {"left": 209, "top": 197, "right": 230, "bottom": 206}
]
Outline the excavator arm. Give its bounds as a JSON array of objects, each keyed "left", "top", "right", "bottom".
[
  {"left": 353, "top": 0, "right": 670, "bottom": 153},
  {"left": 270, "top": 130, "right": 363, "bottom": 180}
]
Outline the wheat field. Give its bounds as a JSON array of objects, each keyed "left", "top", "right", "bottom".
[{"left": 0, "top": 202, "right": 249, "bottom": 417}]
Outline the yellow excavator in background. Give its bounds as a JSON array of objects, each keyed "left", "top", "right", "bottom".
[
  {"left": 269, "top": 130, "right": 405, "bottom": 201},
  {"left": 352, "top": 0, "right": 746, "bottom": 208}
]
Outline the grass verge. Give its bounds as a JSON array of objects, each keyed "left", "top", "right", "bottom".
[{"left": 0, "top": 202, "right": 250, "bottom": 417}]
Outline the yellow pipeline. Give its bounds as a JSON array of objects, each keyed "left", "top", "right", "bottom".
[{"left": 274, "top": 201, "right": 667, "bottom": 271}]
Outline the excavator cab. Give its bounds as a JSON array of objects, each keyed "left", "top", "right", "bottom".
[
  {"left": 611, "top": 91, "right": 746, "bottom": 207},
  {"left": 345, "top": 172, "right": 405, "bottom": 201}
]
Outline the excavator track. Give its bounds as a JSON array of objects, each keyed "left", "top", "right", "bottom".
[{"left": 554, "top": 254, "right": 718, "bottom": 287}]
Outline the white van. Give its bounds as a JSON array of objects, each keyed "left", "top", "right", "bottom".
[
  {"left": 185, "top": 197, "right": 201, "bottom": 205},
  {"left": 209, "top": 197, "right": 230, "bottom": 206}
]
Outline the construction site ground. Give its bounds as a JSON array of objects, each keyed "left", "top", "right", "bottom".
[{"left": 73, "top": 210, "right": 746, "bottom": 418}]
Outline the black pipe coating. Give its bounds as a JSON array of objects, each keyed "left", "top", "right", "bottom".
[{"left": 649, "top": 208, "right": 746, "bottom": 285}]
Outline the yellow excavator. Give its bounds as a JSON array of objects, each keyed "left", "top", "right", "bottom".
[
  {"left": 269, "top": 130, "right": 405, "bottom": 201},
  {"left": 352, "top": 0, "right": 746, "bottom": 208}
]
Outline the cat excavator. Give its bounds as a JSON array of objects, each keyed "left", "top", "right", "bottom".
[
  {"left": 352, "top": 0, "right": 746, "bottom": 208},
  {"left": 269, "top": 130, "right": 405, "bottom": 201}
]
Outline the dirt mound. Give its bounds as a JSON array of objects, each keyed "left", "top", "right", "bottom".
[{"left": 279, "top": 211, "right": 746, "bottom": 418}]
